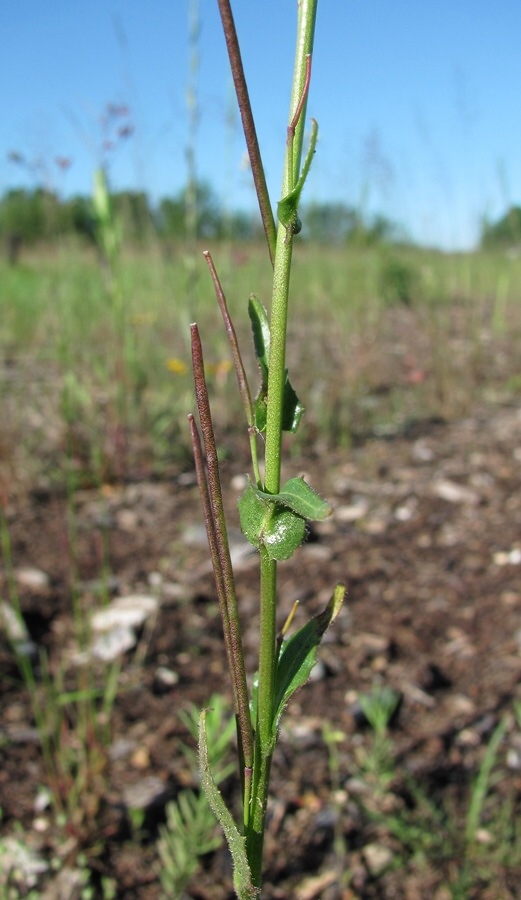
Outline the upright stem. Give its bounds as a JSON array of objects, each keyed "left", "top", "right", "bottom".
[
  {"left": 264, "top": 0, "right": 317, "bottom": 493},
  {"left": 217, "top": 0, "right": 277, "bottom": 265},
  {"left": 247, "top": 0, "right": 318, "bottom": 885},
  {"left": 190, "top": 326, "right": 253, "bottom": 786}
]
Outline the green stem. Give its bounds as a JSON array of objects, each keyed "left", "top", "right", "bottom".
[
  {"left": 264, "top": 0, "right": 317, "bottom": 493},
  {"left": 247, "top": 0, "right": 318, "bottom": 887}
]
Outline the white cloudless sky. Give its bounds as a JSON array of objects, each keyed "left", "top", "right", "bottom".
[{"left": 1, "top": 1, "right": 520, "bottom": 250}]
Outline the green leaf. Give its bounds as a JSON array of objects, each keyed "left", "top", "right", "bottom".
[
  {"left": 273, "top": 584, "right": 345, "bottom": 729},
  {"left": 248, "top": 296, "right": 303, "bottom": 434},
  {"left": 248, "top": 296, "right": 270, "bottom": 385},
  {"left": 263, "top": 506, "right": 307, "bottom": 560},
  {"left": 237, "top": 483, "right": 268, "bottom": 549},
  {"left": 255, "top": 476, "right": 332, "bottom": 521},
  {"left": 238, "top": 483, "right": 307, "bottom": 560},
  {"left": 277, "top": 119, "right": 318, "bottom": 236},
  {"left": 199, "top": 710, "right": 259, "bottom": 900},
  {"left": 281, "top": 376, "right": 304, "bottom": 433},
  {"left": 252, "top": 395, "right": 267, "bottom": 433},
  {"left": 276, "top": 195, "right": 302, "bottom": 236}
]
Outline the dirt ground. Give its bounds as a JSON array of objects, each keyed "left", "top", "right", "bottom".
[{"left": 1, "top": 397, "right": 521, "bottom": 898}]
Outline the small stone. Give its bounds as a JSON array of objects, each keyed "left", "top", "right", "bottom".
[
  {"left": 335, "top": 499, "right": 369, "bottom": 523},
  {"left": 231, "top": 473, "right": 248, "bottom": 491},
  {"left": 449, "top": 693, "right": 476, "bottom": 717},
  {"left": 122, "top": 775, "right": 167, "bottom": 811},
  {"left": 91, "top": 594, "right": 158, "bottom": 632},
  {"left": 412, "top": 440, "right": 434, "bottom": 462},
  {"left": 295, "top": 871, "right": 339, "bottom": 900},
  {"left": 494, "top": 548, "right": 521, "bottom": 566},
  {"left": 363, "top": 841, "right": 393, "bottom": 876},
  {"left": 506, "top": 748, "right": 521, "bottom": 770},
  {"left": 0, "top": 836, "right": 49, "bottom": 889},
  {"left": 148, "top": 571, "right": 163, "bottom": 589},
  {"left": 363, "top": 514, "right": 389, "bottom": 535},
  {"left": 109, "top": 738, "right": 137, "bottom": 761},
  {"left": 90, "top": 625, "right": 136, "bottom": 661},
  {"left": 443, "top": 627, "right": 476, "bottom": 659},
  {"left": 394, "top": 498, "right": 417, "bottom": 521},
  {"left": 432, "top": 479, "right": 479, "bottom": 505},
  {"left": 14, "top": 566, "right": 49, "bottom": 590},
  {"left": 34, "top": 787, "right": 53, "bottom": 813},
  {"left": 351, "top": 632, "right": 391, "bottom": 659},
  {"left": 116, "top": 508, "right": 139, "bottom": 531},
  {"left": 153, "top": 666, "right": 179, "bottom": 694},
  {"left": 502, "top": 591, "right": 520, "bottom": 607},
  {"left": 456, "top": 728, "right": 480, "bottom": 748},
  {"left": 475, "top": 828, "right": 493, "bottom": 844},
  {"left": 131, "top": 746, "right": 150, "bottom": 770}
]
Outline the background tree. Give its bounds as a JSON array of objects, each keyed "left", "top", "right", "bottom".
[{"left": 481, "top": 206, "right": 521, "bottom": 250}]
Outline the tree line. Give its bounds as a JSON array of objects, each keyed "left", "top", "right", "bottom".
[
  {"left": 0, "top": 179, "right": 518, "bottom": 252},
  {"left": 0, "top": 180, "right": 406, "bottom": 250}
]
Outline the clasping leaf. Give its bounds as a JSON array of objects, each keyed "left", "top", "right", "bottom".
[
  {"left": 255, "top": 476, "right": 332, "bottom": 521},
  {"left": 277, "top": 118, "right": 318, "bottom": 237},
  {"left": 238, "top": 483, "right": 306, "bottom": 561},
  {"left": 248, "top": 296, "right": 303, "bottom": 434}
]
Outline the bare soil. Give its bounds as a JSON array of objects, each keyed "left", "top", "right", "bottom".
[{"left": 1, "top": 399, "right": 521, "bottom": 898}]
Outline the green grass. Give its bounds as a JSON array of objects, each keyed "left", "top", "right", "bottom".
[
  {"left": 1, "top": 241, "right": 521, "bottom": 488},
  {"left": 325, "top": 703, "right": 521, "bottom": 898}
]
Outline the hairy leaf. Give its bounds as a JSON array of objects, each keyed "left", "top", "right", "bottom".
[
  {"left": 199, "top": 710, "right": 259, "bottom": 900},
  {"left": 248, "top": 296, "right": 270, "bottom": 384},
  {"left": 255, "top": 476, "right": 332, "bottom": 521},
  {"left": 238, "top": 483, "right": 307, "bottom": 560},
  {"left": 273, "top": 584, "right": 345, "bottom": 729}
]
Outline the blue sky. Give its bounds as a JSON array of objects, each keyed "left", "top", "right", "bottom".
[{"left": 1, "top": 1, "right": 520, "bottom": 249}]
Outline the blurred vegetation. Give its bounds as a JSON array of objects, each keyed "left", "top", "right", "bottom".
[
  {"left": 4, "top": 171, "right": 520, "bottom": 268},
  {"left": 3, "top": 176, "right": 519, "bottom": 259},
  {"left": 481, "top": 205, "right": 521, "bottom": 251},
  {"left": 1, "top": 236, "right": 520, "bottom": 489},
  {"left": 0, "top": 181, "right": 412, "bottom": 255}
]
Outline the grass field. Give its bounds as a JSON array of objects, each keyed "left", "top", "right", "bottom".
[{"left": 2, "top": 240, "right": 520, "bottom": 492}]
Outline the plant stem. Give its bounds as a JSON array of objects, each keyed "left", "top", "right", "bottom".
[
  {"left": 264, "top": 11, "right": 317, "bottom": 494},
  {"left": 216, "top": 0, "right": 277, "bottom": 265},
  {"left": 203, "top": 250, "right": 263, "bottom": 487},
  {"left": 247, "top": 0, "right": 318, "bottom": 885},
  {"left": 190, "top": 326, "right": 253, "bottom": 793}
]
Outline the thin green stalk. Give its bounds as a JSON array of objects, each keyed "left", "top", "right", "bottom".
[
  {"left": 192, "top": 4, "right": 338, "bottom": 896},
  {"left": 247, "top": 0, "right": 318, "bottom": 884}
]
